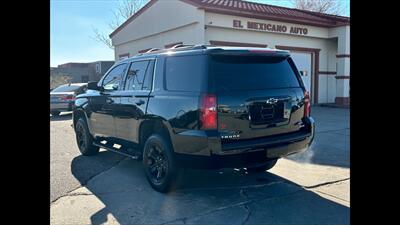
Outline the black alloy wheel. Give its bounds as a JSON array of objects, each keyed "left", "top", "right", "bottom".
[
  {"left": 75, "top": 122, "right": 88, "bottom": 150},
  {"left": 146, "top": 145, "right": 168, "bottom": 185},
  {"left": 75, "top": 118, "right": 99, "bottom": 156},
  {"left": 143, "top": 134, "right": 178, "bottom": 192}
]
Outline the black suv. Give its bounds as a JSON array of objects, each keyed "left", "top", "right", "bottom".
[{"left": 72, "top": 45, "right": 315, "bottom": 192}]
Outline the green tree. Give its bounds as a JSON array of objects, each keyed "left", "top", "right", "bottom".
[{"left": 50, "top": 74, "right": 73, "bottom": 89}]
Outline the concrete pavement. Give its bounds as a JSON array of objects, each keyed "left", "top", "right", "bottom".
[
  {"left": 50, "top": 106, "right": 349, "bottom": 225},
  {"left": 50, "top": 113, "right": 125, "bottom": 202}
]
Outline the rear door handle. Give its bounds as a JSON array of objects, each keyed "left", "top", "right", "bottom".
[
  {"left": 135, "top": 99, "right": 145, "bottom": 105},
  {"left": 106, "top": 98, "right": 114, "bottom": 104}
]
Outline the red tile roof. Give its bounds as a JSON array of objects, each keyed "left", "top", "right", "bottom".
[
  {"left": 110, "top": 0, "right": 349, "bottom": 38},
  {"left": 182, "top": 0, "right": 349, "bottom": 27}
]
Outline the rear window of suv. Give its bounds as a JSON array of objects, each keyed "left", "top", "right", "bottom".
[
  {"left": 210, "top": 55, "right": 301, "bottom": 92},
  {"left": 165, "top": 55, "right": 207, "bottom": 92}
]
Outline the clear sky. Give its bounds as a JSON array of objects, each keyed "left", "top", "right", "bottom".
[{"left": 50, "top": 0, "right": 350, "bottom": 67}]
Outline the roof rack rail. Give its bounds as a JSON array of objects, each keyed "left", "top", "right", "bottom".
[
  {"left": 192, "top": 44, "right": 208, "bottom": 50},
  {"left": 170, "top": 44, "right": 194, "bottom": 49},
  {"left": 146, "top": 48, "right": 161, "bottom": 53},
  {"left": 135, "top": 45, "right": 210, "bottom": 56}
]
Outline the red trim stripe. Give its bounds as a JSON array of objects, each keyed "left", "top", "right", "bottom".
[
  {"left": 318, "top": 71, "right": 336, "bottom": 75},
  {"left": 335, "top": 75, "right": 350, "bottom": 79},
  {"left": 336, "top": 54, "right": 350, "bottom": 58}
]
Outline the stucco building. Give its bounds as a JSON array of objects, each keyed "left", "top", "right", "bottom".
[
  {"left": 109, "top": 0, "right": 350, "bottom": 105},
  {"left": 51, "top": 61, "right": 115, "bottom": 83}
]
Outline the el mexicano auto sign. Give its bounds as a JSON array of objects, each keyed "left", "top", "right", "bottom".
[{"left": 233, "top": 19, "right": 309, "bottom": 35}]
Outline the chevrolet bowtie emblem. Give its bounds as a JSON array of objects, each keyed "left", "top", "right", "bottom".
[{"left": 266, "top": 98, "right": 278, "bottom": 104}]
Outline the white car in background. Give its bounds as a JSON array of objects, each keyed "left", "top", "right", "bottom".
[{"left": 50, "top": 83, "right": 87, "bottom": 116}]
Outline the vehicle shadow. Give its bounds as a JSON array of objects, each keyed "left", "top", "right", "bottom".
[
  {"left": 70, "top": 153, "right": 349, "bottom": 225},
  {"left": 50, "top": 112, "right": 72, "bottom": 121}
]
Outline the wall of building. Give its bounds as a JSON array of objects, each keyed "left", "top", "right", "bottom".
[
  {"left": 329, "top": 25, "right": 350, "bottom": 105},
  {"left": 316, "top": 38, "right": 338, "bottom": 103},
  {"left": 205, "top": 12, "right": 330, "bottom": 39},
  {"left": 50, "top": 67, "right": 92, "bottom": 83},
  {"left": 51, "top": 61, "right": 115, "bottom": 86},
  {"left": 110, "top": 2, "right": 349, "bottom": 105},
  {"left": 88, "top": 61, "right": 115, "bottom": 81},
  {"left": 112, "top": 0, "right": 205, "bottom": 60},
  {"left": 115, "top": 22, "right": 205, "bottom": 59}
]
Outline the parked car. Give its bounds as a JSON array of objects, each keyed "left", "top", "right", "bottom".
[
  {"left": 50, "top": 83, "right": 87, "bottom": 116},
  {"left": 72, "top": 45, "right": 315, "bottom": 192}
]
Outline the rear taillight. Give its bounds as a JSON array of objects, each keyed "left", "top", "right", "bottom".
[
  {"left": 200, "top": 94, "right": 217, "bottom": 130},
  {"left": 304, "top": 91, "right": 311, "bottom": 117},
  {"left": 61, "top": 95, "right": 75, "bottom": 101}
]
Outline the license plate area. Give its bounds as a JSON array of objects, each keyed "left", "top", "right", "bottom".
[{"left": 248, "top": 101, "right": 289, "bottom": 126}]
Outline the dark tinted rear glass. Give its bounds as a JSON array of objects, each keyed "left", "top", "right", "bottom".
[
  {"left": 210, "top": 55, "right": 301, "bottom": 92},
  {"left": 52, "top": 85, "right": 83, "bottom": 92},
  {"left": 165, "top": 55, "right": 207, "bottom": 92}
]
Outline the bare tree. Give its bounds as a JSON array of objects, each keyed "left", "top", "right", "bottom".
[
  {"left": 290, "top": 0, "right": 345, "bottom": 15},
  {"left": 92, "top": 0, "right": 148, "bottom": 49},
  {"left": 50, "top": 74, "right": 73, "bottom": 89}
]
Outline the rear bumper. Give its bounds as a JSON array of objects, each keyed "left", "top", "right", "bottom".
[{"left": 173, "top": 117, "right": 315, "bottom": 169}]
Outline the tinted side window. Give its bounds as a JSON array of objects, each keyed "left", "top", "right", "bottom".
[
  {"left": 124, "top": 60, "right": 154, "bottom": 91},
  {"left": 102, "top": 64, "right": 127, "bottom": 91},
  {"left": 165, "top": 55, "right": 206, "bottom": 92}
]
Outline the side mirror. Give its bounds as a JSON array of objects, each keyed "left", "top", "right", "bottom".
[
  {"left": 112, "top": 83, "right": 119, "bottom": 90},
  {"left": 87, "top": 81, "right": 103, "bottom": 91}
]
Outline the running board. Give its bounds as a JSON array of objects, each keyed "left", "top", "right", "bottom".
[{"left": 93, "top": 142, "right": 140, "bottom": 160}]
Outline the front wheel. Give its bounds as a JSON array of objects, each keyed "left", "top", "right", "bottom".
[
  {"left": 75, "top": 118, "right": 99, "bottom": 156},
  {"left": 143, "top": 134, "right": 179, "bottom": 193},
  {"left": 247, "top": 159, "right": 278, "bottom": 173}
]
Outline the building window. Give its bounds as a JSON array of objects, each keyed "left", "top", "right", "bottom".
[
  {"left": 95, "top": 63, "right": 100, "bottom": 73},
  {"left": 81, "top": 75, "right": 89, "bottom": 83},
  {"left": 119, "top": 53, "right": 129, "bottom": 60},
  {"left": 138, "top": 48, "right": 152, "bottom": 53},
  {"left": 164, "top": 42, "right": 183, "bottom": 48}
]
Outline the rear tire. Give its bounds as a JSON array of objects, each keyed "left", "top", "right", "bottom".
[
  {"left": 51, "top": 110, "right": 60, "bottom": 116},
  {"left": 143, "top": 134, "right": 179, "bottom": 193},
  {"left": 247, "top": 159, "right": 278, "bottom": 173},
  {"left": 75, "top": 118, "right": 99, "bottom": 156}
]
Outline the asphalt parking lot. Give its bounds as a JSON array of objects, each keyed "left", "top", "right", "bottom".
[{"left": 50, "top": 106, "right": 349, "bottom": 225}]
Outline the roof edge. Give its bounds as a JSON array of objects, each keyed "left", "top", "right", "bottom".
[
  {"left": 241, "top": 0, "right": 349, "bottom": 21},
  {"left": 203, "top": 7, "right": 348, "bottom": 28},
  {"left": 182, "top": 0, "right": 349, "bottom": 27},
  {"left": 109, "top": 0, "right": 350, "bottom": 39},
  {"left": 109, "top": 0, "right": 158, "bottom": 38}
]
